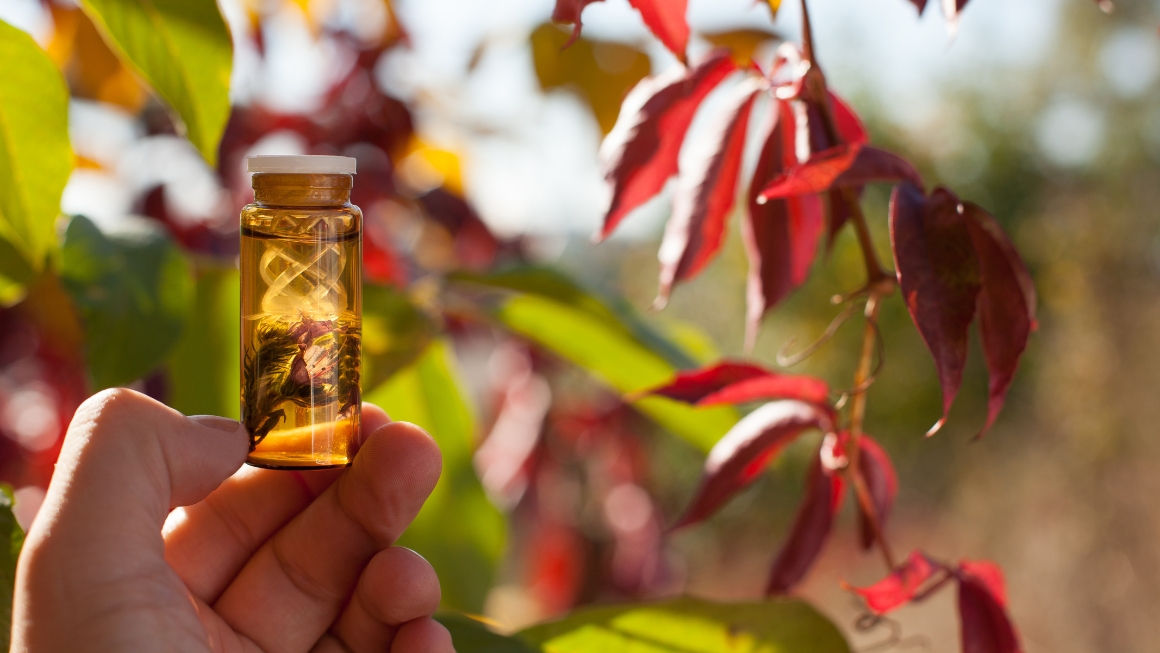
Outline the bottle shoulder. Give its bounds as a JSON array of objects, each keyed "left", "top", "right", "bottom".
[{"left": 240, "top": 203, "right": 362, "bottom": 238}]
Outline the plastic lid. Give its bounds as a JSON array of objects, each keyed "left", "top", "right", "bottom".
[{"left": 247, "top": 155, "right": 357, "bottom": 174}]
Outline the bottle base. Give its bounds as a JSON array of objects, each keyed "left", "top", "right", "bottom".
[{"left": 245, "top": 453, "right": 351, "bottom": 470}]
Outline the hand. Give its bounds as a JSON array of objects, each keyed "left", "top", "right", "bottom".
[{"left": 11, "top": 388, "right": 452, "bottom": 653}]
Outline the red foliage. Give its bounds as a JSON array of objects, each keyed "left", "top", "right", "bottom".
[
  {"left": 889, "top": 183, "right": 981, "bottom": 435},
  {"left": 639, "top": 361, "right": 830, "bottom": 406},
  {"left": 743, "top": 99, "right": 824, "bottom": 345},
  {"left": 766, "top": 442, "right": 845, "bottom": 595},
  {"left": 849, "top": 550, "right": 943, "bottom": 613},
  {"left": 854, "top": 434, "right": 898, "bottom": 550},
  {"left": 964, "top": 205, "right": 1037, "bottom": 436},
  {"left": 552, "top": 0, "right": 689, "bottom": 59},
  {"left": 599, "top": 52, "right": 736, "bottom": 240},
  {"left": 957, "top": 560, "right": 1024, "bottom": 653},
  {"left": 672, "top": 400, "right": 832, "bottom": 530}
]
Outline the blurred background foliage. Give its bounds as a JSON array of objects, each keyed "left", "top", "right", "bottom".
[{"left": 0, "top": 0, "right": 1158, "bottom": 651}]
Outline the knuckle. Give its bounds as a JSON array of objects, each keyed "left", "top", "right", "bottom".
[{"left": 72, "top": 387, "right": 147, "bottom": 433}]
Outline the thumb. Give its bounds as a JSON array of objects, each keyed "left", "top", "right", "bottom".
[{"left": 31, "top": 387, "right": 248, "bottom": 550}]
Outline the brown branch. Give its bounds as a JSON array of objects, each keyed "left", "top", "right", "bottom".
[
  {"left": 845, "top": 294, "right": 897, "bottom": 570},
  {"left": 799, "top": 0, "right": 897, "bottom": 572}
]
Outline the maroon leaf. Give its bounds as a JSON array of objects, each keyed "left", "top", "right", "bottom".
[
  {"left": 908, "top": 0, "right": 930, "bottom": 14},
  {"left": 849, "top": 550, "right": 943, "bottom": 614},
  {"left": 758, "top": 144, "right": 923, "bottom": 204},
  {"left": 857, "top": 434, "right": 899, "bottom": 550},
  {"left": 598, "top": 52, "right": 736, "bottom": 240},
  {"left": 639, "top": 361, "right": 831, "bottom": 406},
  {"left": 834, "top": 146, "right": 924, "bottom": 189},
  {"left": 828, "top": 91, "right": 869, "bottom": 145},
  {"left": 742, "top": 99, "right": 824, "bottom": 346},
  {"left": 672, "top": 400, "right": 830, "bottom": 530},
  {"left": 656, "top": 79, "right": 761, "bottom": 306},
  {"left": 889, "top": 183, "right": 981, "bottom": 435},
  {"left": 957, "top": 560, "right": 1023, "bottom": 653},
  {"left": 766, "top": 448, "right": 845, "bottom": 595},
  {"left": 627, "top": 0, "right": 689, "bottom": 61},
  {"left": 757, "top": 144, "right": 862, "bottom": 202},
  {"left": 551, "top": 0, "right": 602, "bottom": 47},
  {"left": 802, "top": 91, "right": 867, "bottom": 249},
  {"left": 963, "top": 204, "right": 1036, "bottom": 437}
]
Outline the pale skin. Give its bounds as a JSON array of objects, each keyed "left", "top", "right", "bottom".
[{"left": 10, "top": 387, "right": 455, "bottom": 653}]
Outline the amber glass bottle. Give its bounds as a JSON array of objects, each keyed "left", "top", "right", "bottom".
[{"left": 240, "top": 156, "right": 361, "bottom": 469}]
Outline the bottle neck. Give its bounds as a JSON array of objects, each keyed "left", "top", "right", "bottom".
[{"left": 252, "top": 173, "right": 353, "bottom": 207}]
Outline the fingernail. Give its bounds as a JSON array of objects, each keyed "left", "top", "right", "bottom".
[{"left": 189, "top": 415, "right": 244, "bottom": 433}]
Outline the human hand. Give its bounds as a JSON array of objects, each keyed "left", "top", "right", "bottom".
[{"left": 11, "top": 388, "right": 452, "bottom": 653}]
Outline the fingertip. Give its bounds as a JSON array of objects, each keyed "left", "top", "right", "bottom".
[
  {"left": 391, "top": 618, "right": 455, "bottom": 653},
  {"left": 357, "top": 403, "right": 391, "bottom": 451},
  {"left": 359, "top": 547, "right": 441, "bottom": 624},
  {"left": 360, "top": 422, "right": 442, "bottom": 496}
]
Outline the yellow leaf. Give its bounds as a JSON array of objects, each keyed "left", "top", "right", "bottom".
[
  {"left": 399, "top": 137, "right": 465, "bottom": 197},
  {"left": 530, "top": 24, "right": 650, "bottom": 134},
  {"left": 767, "top": 0, "right": 782, "bottom": 17},
  {"left": 703, "top": 28, "right": 781, "bottom": 66}
]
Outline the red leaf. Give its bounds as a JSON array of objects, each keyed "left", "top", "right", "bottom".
[
  {"left": 766, "top": 448, "right": 845, "bottom": 595},
  {"left": 909, "top": 0, "right": 930, "bottom": 14},
  {"left": 834, "top": 146, "right": 924, "bottom": 189},
  {"left": 802, "top": 91, "right": 867, "bottom": 249},
  {"left": 672, "top": 400, "right": 829, "bottom": 529},
  {"left": 641, "top": 361, "right": 830, "bottom": 406},
  {"left": 757, "top": 144, "right": 862, "bottom": 202},
  {"left": 857, "top": 434, "right": 898, "bottom": 550},
  {"left": 957, "top": 560, "right": 1023, "bottom": 653},
  {"left": 599, "top": 52, "right": 736, "bottom": 240},
  {"left": 829, "top": 91, "right": 869, "bottom": 145},
  {"left": 742, "top": 99, "right": 824, "bottom": 346},
  {"left": 758, "top": 145, "right": 922, "bottom": 204},
  {"left": 551, "top": 0, "right": 602, "bottom": 47},
  {"left": 889, "top": 183, "right": 981, "bottom": 435},
  {"left": 963, "top": 204, "right": 1036, "bottom": 437},
  {"left": 850, "top": 550, "right": 943, "bottom": 614},
  {"left": 656, "top": 79, "right": 761, "bottom": 306},
  {"left": 627, "top": 0, "right": 689, "bottom": 61}
]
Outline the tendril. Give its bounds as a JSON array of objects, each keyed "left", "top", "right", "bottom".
[
  {"left": 835, "top": 312, "right": 885, "bottom": 397},
  {"left": 852, "top": 610, "right": 931, "bottom": 653},
  {"left": 777, "top": 300, "right": 860, "bottom": 367}
]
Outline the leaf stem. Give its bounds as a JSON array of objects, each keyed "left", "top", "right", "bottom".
[{"left": 799, "top": 0, "right": 896, "bottom": 572}]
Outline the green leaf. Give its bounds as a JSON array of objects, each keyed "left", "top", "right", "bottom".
[
  {"left": 437, "top": 613, "right": 538, "bottom": 653},
  {"left": 0, "top": 20, "right": 73, "bottom": 279},
  {"left": 452, "top": 268, "right": 737, "bottom": 453},
  {"left": 61, "top": 215, "right": 195, "bottom": 390},
  {"left": 167, "top": 262, "right": 240, "bottom": 419},
  {"left": 364, "top": 341, "right": 506, "bottom": 612},
  {"left": 520, "top": 597, "right": 850, "bottom": 653},
  {"left": 361, "top": 283, "right": 437, "bottom": 392},
  {"left": 0, "top": 484, "right": 25, "bottom": 653},
  {"left": 80, "top": 0, "right": 232, "bottom": 165}
]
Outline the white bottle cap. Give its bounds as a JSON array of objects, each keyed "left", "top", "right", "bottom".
[{"left": 247, "top": 155, "right": 357, "bottom": 174}]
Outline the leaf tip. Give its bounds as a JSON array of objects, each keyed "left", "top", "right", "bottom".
[{"left": 925, "top": 416, "right": 947, "bottom": 438}]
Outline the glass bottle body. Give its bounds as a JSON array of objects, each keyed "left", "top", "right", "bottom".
[{"left": 240, "top": 173, "right": 361, "bottom": 469}]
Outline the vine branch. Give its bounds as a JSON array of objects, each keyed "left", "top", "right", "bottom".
[{"left": 799, "top": 0, "right": 897, "bottom": 572}]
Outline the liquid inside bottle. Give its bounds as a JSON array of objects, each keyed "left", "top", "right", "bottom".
[{"left": 240, "top": 162, "right": 361, "bottom": 469}]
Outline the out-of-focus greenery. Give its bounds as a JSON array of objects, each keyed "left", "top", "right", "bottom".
[
  {"left": 438, "top": 597, "right": 850, "bottom": 653},
  {"left": 0, "top": 485, "right": 22, "bottom": 653},
  {"left": 60, "top": 216, "right": 194, "bottom": 391},
  {"left": 365, "top": 340, "right": 507, "bottom": 613},
  {"left": 79, "top": 0, "right": 232, "bottom": 164},
  {"left": 0, "top": 19, "right": 72, "bottom": 301}
]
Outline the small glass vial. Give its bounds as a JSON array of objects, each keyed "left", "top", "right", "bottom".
[{"left": 240, "top": 155, "right": 361, "bottom": 469}]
